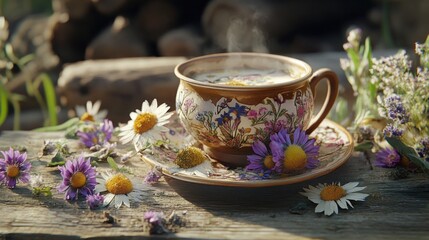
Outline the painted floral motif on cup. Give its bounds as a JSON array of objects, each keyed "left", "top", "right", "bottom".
[{"left": 176, "top": 85, "right": 314, "bottom": 148}]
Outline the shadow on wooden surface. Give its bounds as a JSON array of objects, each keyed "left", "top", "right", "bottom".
[{"left": 164, "top": 155, "right": 369, "bottom": 210}]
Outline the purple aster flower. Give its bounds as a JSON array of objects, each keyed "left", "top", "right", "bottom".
[
  {"left": 245, "top": 140, "right": 275, "bottom": 173},
  {"left": 58, "top": 156, "right": 97, "bottom": 200},
  {"left": 144, "top": 211, "right": 165, "bottom": 224},
  {"left": 144, "top": 168, "right": 162, "bottom": 184},
  {"left": 144, "top": 211, "right": 169, "bottom": 235},
  {"left": 77, "top": 131, "right": 99, "bottom": 148},
  {"left": 375, "top": 148, "right": 400, "bottom": 168},
  {"left": 0, "top": 148, "right": 31, "bottom": 189},
  {"left": 100, "top": 119, "right": 114, "bottom": 140},
  {"left": 383, "top": 124, "right": 404, "bottom": 137},
  {"left": 86, "top": 193, "right": 104, "bottom": 210},
  {"left": 270, "top": 128, "right": 320, "bottom": 173},
  {"left": 77, "top": 119, "right": 114, "bottom": 148}
]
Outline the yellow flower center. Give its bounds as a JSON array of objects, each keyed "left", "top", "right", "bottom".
[
  {"left": 6, "top": 165, "right": 19, "bottom": 178},
  {"left": 283, "top": 144, "right": 307, "bottom": 171},
  {"left": 133, "top": 113, "right": 158, "bottom": 134},
  {"left": 106, "top": 173, "right": 133, "bottom": 195},
  {"left": 175, "top": 146, "right": 207, "bottom": 169},
  {"left": 224, "top": 80, "right": 247, "bottom": 86},
  {"left": 70, "top": 172, "right": 87, "bottom": 188},
  {"left": 80, "top": 112, "right": 95, "bottom": 122},
  {"left": 320, "top": 185, "right": 346, "bottom": 201},
  {"left": 263, "top": 155, "right": 275, "bottom": 169}
]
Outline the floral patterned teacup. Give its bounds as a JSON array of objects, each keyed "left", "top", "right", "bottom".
[{"left": 175, "top": 52, "right": 339, "bottom": 166}]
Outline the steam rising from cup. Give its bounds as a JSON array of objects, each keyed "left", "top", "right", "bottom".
[{"left": 226, "top": 17, "right": 268, "bottom": 53}]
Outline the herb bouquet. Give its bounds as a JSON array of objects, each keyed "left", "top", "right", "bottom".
[{"left": 339, "top": 29, "right": 429, "bottom": 171}]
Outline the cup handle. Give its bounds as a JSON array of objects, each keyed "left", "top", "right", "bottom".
[{"left": 306, "top": 68, "right": 339, "bottom": 134}]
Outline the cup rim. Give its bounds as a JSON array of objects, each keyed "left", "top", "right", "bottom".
[{"left": 174, "top": 52, "right": 313, "bottom": 90}]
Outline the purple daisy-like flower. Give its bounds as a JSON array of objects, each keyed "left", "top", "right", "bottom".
[
  {"left": 144, "top": 168, "right": 162, "bottom": 184},
  {"left": 375, "top": 148, "right": 400, "bottom": 168},
  {"left": 77, "top": 131, "right": 98, "bottom": 148},
  {"left": 270, "top": 128, "right": 320, "bottom": 173},
  {"left": 144, "top": 211, "right": 165, "bottom": 224},
  {"left": 0, "top": 148, "right": 31, "bottom": 189},
  {"left": 58, "top": 156, "right": 97, "bottom": 200},
  {"left": 86, "top": 193, "right": 104, "bottom": 210},
  {"left": 144, "top": 211, "right": 169, "bottom": 235},
  {"left": 77, "top": 119, "right": 114, "bottom": 148},
  {"left": 100, "top": 119, "right": 114, "bottom": 140},
  {"left": 245, "top": 140, "right": 275, "bottom": 173}
]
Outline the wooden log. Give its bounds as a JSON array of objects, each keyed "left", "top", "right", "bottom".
[
  {"left": 57, "top": 57, "right": 186, "bottom": 124},
  {"left": 388, "top": 0, "right": 429, "bottom": 49},
  {"left": 202, "top": 0, "right": 372, "bottom": 51},
  {"left": 157, "top": 26, "right": 204, "bottom": 57},
  {"left": 48, "top": 12, "right": 112, "bottom": 64},
  {"left": 85, "top": 16, "right": 148, "bottom": 59},
  {"left": 90, "top": 0, "right": 129, "bottom": 15},
  {"left": 51, "top": 0, "right": 92, "bottom": 20},
  {"left": 133, "top": 0, "right": 180, "bottom": 43}
]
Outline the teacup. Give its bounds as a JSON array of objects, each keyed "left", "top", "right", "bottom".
[{"left": 174, "top": 52, "right": 339, "bottom": 167}]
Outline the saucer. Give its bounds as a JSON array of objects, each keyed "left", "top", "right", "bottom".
[{"left": 141, "top": 114, "right": 353, "bottom": 188}]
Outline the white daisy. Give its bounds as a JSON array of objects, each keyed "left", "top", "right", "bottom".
[
  {"left": 169, "top": 146, "right": 214, "bottom": 177},
  {"left": 300, "top": 182, "right": 369, "bottom": 216},
  {"left": 76, "top": 100, "right": 108, "bottom": 122},
  {"left": 119, "top": 99, "right": 173, "bottom": 151},
  {"left": 95, "top": 171, "right": 145, "bottom": 208}
]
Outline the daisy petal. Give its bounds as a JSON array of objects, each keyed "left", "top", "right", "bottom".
[
  {"left": 347, "top": 186, "right": 367, "bottom": 193},
  {"left": 315, "top": 201, "right": 325, "bottom": 213},
  {"left": 331, "top": 201, "right": 339, "bottom": 215},
  {"left": 123, "top": 195, "right": 130, "bottom": 207},
  {"left": 336, "top": 198, "right": 348, "bottom": 209},
  {"left": 325, "top": 201, "right": 335, "bottom": 216},
  {"left": 346, "top": 193, "right": 369, "bottom": 201},
  {"left": 115, "top": 195, "right": 124, "bottom": 208},
  {"left": 103, "top": 193, "right": 115, "bottom": 207},
  {"left": 342, "top": 182, "right": 360, "bottom": 191}
]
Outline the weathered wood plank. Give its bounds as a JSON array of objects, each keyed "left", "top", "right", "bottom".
[{"left": 0, "top": 130, "right": 428, "bottom": 240}]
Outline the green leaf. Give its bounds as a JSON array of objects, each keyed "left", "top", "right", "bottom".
[
  {"left": 4, "top": 43, "right": 19, "bottom": 63},
  {"left": 386, "top": 137, "right": 429, "bottom": 171},
  {"left": 346, "top": 48, "right": 360, "bottom": 74},
  {"left": 33, "top": 117, "right": 79, "bottom": 132},
  {"left": 363, "top": 37, "right": 373, "bottom": 69},
  {"left": 38, "top": 73, "right": 58, "bottom": 126},
  {"left": 107, "top": 157, "right": 119, "bottom": 171},
  {"left": 18, "top": 54, "right": 34, "bottom": 67},
  {"left": 0, "top": 85, "right": 8, "bottom": 126},
  {"left": 46, "top": 152, "right": 66, "bottom": 167},
  {"left": 354, "top": 141, "right": 374, "bottom": 152}
]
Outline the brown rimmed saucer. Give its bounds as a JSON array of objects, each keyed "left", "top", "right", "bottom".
[{"left": 141, "top": 114, "right": 353, "bottom": 189}]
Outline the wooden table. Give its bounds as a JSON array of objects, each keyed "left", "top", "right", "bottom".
[{"left": 1, "top": 130, "right": 428, "bottom": 240}]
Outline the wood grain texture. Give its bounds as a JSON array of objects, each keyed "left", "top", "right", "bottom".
[{"left": 0, "top": 131, "right": 428, "bottom": 240}]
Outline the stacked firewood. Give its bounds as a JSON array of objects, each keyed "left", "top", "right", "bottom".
[{"left": 49, "top": 0, "right": 373, "bottom": 64}]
